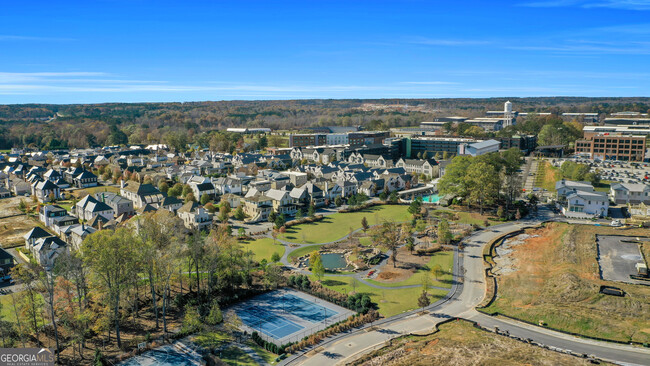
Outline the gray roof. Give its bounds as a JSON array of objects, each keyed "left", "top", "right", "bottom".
[{"left": 468, "top": 139, "right": 500, "bottom": 149}]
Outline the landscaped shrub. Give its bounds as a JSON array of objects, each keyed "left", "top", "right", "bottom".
[
  {"left": 251, "top": 331, "right": 292, "bottom": 354},
  {"left": 287, "top": 275, "right": 377, "bottom": 314},
  {"left": 346, "top": 293, "right": 373, "bottom": 314},
  {"left": 285, "top": 310, "right": 379, "bottom": 354}
]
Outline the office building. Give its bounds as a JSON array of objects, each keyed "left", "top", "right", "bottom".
[{"left": 575, "top": 134, "right": 646, "bottom": 161}]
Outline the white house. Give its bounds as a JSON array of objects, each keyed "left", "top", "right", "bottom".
[
  {"left": 30, "top": 236, "right": 68, "bottom": 269},
  {"left": 75, "top": 194, "right": 115, "bottom": 222},
  {"left": 555, "top": 180, "right": 594, "bottom": 200},
  {"left": 177, "top": 201, "right": 212, "bottom": 231},
  {"left": 610, "top": 183, "right": 650, "bottom": 205},
  {"left": 265, "top": 189, "right": 296, "bottom": 216},
  {"left": 562, "top": 190, "right": 609, "bottom": 218},
  {"left": 395, "top": 158, "right": 438, "bottom": 177},
  {"left": 40, "top": 205, "right": 69, "bottom": 227},
  {"left": 33, "top": 179, "right": 61, "bottom": 203},
  {"left": 120, "top": 181, "right": 165, "bottom": 208}
]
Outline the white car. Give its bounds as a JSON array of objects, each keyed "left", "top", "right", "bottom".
[{"left": 610, "top": 220, "right": 622, "bottom": 227}]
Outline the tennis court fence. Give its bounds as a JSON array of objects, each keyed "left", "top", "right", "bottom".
[{"left": 248, "top": 311, "right": 353, "bottom": 346}]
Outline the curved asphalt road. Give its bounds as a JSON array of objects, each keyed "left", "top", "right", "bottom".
[{"left": 282, "top": 207, "right": 650, "bottom": 366}]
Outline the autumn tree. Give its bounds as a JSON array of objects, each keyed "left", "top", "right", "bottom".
[
  {"left": 466, "top": 161, "right": 500, "bottom": 214},
  {"left": 82, "top": 228, "right": 139, "bottom": 349},
  {"left": 370, "top": 221, "right": 409, "bottom": 268},
  {"left": 438, "top": 219, "right": 452, "bottom": 245},
  {"left": 417, "top": 291, "right": 430, "bottom": 312},
  {"left": 310, "top": 252, "right": 325, "bottom": 281}
]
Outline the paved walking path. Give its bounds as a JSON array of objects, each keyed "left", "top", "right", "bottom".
[{"left": 281, "top": 206, "right": 650, "bottom": 366}]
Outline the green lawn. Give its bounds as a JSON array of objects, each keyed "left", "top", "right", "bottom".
[
  {"left": 287, "top": 244, "right": 325, "bottom": 261},
  {"left": 0, "top": 295, "right": 15, "bottom": 322},
  {"left": 358, "top": 236, "right": 373, "bottom": 246},
  {"left": 366, "top": 251, "right": 454, "bottom": 289},
  {"left": 73, "top": 185, "right": 120, "bottom": 198},
  {"left": 56, "top": 200, "right": 74, "bottom": 212},
  {"left": 245, "top": 340, "right": 278, "bottom": 364},
  {"left": 454, "top": 211, "right": 500, "bottom": 226},
  {"left": 430, "top": 209, "right": 500, "bottom": 227},
  {"left": 240, "top": 237, "right": 286, "bottom": 262},
  {"left": 193, "top": 331, "right": 233, "bottom": 348},
  {"left": 218, "top": 346, "right": 257, "bottom": 366},
  {"left": 314, "top": 275, "right": 448, "bottom": 317},
  {"left": 280, "top": 205, "right": 410, "bottom": 244},
  {"left": 534, "top": 160, "right": 559, "bottom": 192},
  {"left": 0, "top": 293, "right": 45, "bottom": 324},
  {"left": 594, "top": 180, "right": 612, "bottom": 192}
]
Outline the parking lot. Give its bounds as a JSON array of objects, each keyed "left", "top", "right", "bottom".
[
  {"left": 596, "top": 235, "right": 648, "bottom": 285},
  {"left": 552, "top": 157, "right": 650, "bottom": 186}
]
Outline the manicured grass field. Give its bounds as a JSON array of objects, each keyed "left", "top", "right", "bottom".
[
  {"left": 358, "top": 236, "right": 373, "bottom": 246},
  {"left": 245, "top": 340, "right": 278, "bottom": 364},
  {"left": 287, "top": 244, "right": 325, "bottom": 261},
  {"left": 56, "top": 200, "right": 74, "bottom": 211},
  {"left": 314, "top": 275, "right": 447, "bottom": 317},
  {"left": 0, "top": 293, "right": 45, "bottom": 324},
  {"left": 240, "top": 237, "right": 286, "bottom": 263},
  {"left": 280, "top": 205, "right": 410, "bottom": 244},
  {"left": 430, "top": 209, "right": 500, "bottom": 227},
  {"left": 72, "top": 185, "right": 120, "bottom": 198},
  {"left": 366, "top": 251, "right": 454, "bottom": 289},
  {"left": 594, "top": 180, "right": 612, "bottom": 192},
  {"left": 0, "top": 295, "right": 15, "bottom": 322},
  {"left": 193, "top": 331, "right": 233, "bottom": 348},
  {"left": 219, "top": 346, "right": 257, "bottom": 366}
]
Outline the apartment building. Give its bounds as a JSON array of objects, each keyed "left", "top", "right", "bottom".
[
  {"left": 407, "top": 137, "right": 475, "bottom": 158},
  {"left": 575, "top": 134, "right": 646, "bottom": 161},
  {"left": 289, "top": 131, "right": 389, "bottom": 148},
  {"left": 289, "top": 134, "right": 327, "bottom": 147}
]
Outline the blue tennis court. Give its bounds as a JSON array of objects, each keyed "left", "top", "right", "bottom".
[
  {"left": 237, "top": 305, "right": 304, "bottom": 339},
  {"left": 279, "top": 294, "right": 338, "bottom": 323}
]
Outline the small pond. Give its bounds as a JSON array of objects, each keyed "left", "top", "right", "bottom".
[{"left": 308, "top": 253, "right": 349, "bottom": 270}]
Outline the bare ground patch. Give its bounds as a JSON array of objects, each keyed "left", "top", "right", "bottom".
[{"left": 486, "top": 222, "right": 650, "bottom": 343}]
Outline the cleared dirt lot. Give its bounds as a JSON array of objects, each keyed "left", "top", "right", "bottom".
[
  {"left": 485, "top": 222, "right": 650, "bottom": 343},
  {"left": 0, "top": 196, "right": 25, "bottom": 216},
  {"left": 0, "top": 197, "right": 42, "bottom": 248}
]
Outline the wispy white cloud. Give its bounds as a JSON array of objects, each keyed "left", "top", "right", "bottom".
[
  {"left": 520, "top": 0, "right": 650, "bottom": 10},
  {"left": 506, "top": 43, "right": 650, "bottom": 54},
  {"left": 0, "top": 72, "right": 108, "bottom": 83}
]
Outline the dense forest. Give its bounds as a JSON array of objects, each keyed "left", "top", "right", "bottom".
[{"left": 1, "top": 97, "right": 650, "bottom": 150}]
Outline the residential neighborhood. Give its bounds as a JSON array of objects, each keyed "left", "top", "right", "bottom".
[{"left": 2, "top": 1, "right": 650, "bottom": 363}]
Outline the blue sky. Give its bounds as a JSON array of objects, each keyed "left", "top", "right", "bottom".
[{"left": 2, "top": 0, "right": 650, "bottom": 103}]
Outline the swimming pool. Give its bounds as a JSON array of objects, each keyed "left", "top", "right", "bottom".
[{"left": 422, "top": 194, "right": 440, "bottom": 203}]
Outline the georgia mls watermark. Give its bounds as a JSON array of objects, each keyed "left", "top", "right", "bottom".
[{"left": 0, "top": 348, "right": 54, "bottom": 366}]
